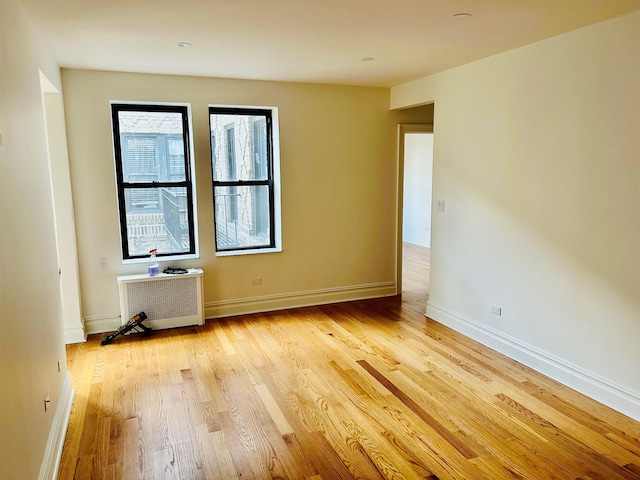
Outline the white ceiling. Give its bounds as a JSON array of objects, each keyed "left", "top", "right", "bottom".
[{"left": 20, "top": 0, "right": 640, "bottom": 88}]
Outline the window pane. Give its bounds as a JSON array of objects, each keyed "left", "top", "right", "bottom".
[
  {"left": 214, "top": 185, "right": 271, "bottom": 250},
  {"left": 118, "top": 111, "right": 186, "bottom": 182},
  {"left": 210, "top": 113, "right": 268, "bottom": 181},
  {"left": 166, "top": 137, "right": 186, "bottom": 181},
  {"left": 124, "top": 187, "right": 191, "bottom": 256},
  {"left": 252, "top": 118, "right": 268, "bottom": 179}
]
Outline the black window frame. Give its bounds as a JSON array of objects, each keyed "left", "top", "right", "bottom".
[
  {"left": 209, "top": 106, "right": 276, "bottom": 253},
  {"left": 111, "top": 103, "right": 197, "bottom": 260}
]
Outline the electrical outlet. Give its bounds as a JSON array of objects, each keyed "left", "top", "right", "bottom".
[
  {"left": 251, "top": 278, "right": 262, "bottom": 285},
  {"left": 99, "top": 257, "right": 107, "bottom": 270},
  {"left": 436, "top": 200, "right": 446, "bottom": 213},
  {"left": 491, "top": 305, "right": 502, "bottom": 316}
]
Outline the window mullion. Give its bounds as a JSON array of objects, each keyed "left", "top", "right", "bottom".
[
  {"left": 213, "top": 180, "right": 269, "bottom": 188},
  {"left": 122, "top": 181, "right": 189, "bottom": 188}
]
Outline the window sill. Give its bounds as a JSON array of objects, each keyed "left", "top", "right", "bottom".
[
  {"left": 215, "top": 246, "right": 282, "bottom": 257},
  {"left": 123, "top": 253, "right": 200, "bottom": 265}
]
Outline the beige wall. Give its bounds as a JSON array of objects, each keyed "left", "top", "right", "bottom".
[
  {"left": 62, "top": 70, "right": 398, "bottom": 328},
  {"left": 391, "top": 12, "right": 640, "bottom": 420},
  {"left": 0, "top": 0, "right": 69, "bottom": 478}
]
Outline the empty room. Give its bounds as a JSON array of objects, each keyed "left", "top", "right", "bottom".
[{"left": 2, "top": 1, "right": 640, "bottom": 479}]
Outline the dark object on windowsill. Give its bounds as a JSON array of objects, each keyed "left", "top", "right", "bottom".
[{"left": 163, "top": 267, "right": 188, "bottom": 274}]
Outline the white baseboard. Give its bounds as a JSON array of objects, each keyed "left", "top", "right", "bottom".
[
  {"left": 83, "top": 283, "right": 397, "bottom": 334},
  {"left": 206, "top": 281, "right": 397, "bottom": 319},
  {"left": 403, "top": 234, "right": 430, "bottom": 247},
  {"left": 426, "top": 302, "right": 640, "bottom": 422},
  {"left": 38, "top": 372, "right": 74, "bottom": 480},
  {"left": 84, "top": 314, "right": 121, "bottom": 335},
  {"left": 64, "top": 323, "right": 86, "bottom": 344}
]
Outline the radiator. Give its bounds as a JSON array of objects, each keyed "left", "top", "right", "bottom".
[{"left": 117, "top": 268, "right": 204, "bottom": 330}]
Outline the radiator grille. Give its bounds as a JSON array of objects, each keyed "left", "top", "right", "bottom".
[{"left": 126, "top": 276, "right": 198, "bottom": 321}]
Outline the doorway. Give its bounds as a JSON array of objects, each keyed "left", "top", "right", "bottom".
[{"left": 397, "top": 124, "right": 433, "bottom": 307}]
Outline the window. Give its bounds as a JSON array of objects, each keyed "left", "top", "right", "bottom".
[
  {"left": 111, "top": 103, "right": 197, "bottom": 260},
  {"left": 209, "top": 105, "right": 281, "bottom": 254}
]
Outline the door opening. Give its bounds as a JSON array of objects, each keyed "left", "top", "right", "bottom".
[{"left": 397, "top": 125, "right": 433, "bottom": 308}]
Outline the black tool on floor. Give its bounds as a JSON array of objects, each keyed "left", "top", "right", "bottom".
[{"left": 101, "top": 311, "right": 151, "bottom": 345}]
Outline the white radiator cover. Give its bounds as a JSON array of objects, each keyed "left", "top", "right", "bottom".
[{"left": 117, "top": 268, "right": 204, "bottom": 330}]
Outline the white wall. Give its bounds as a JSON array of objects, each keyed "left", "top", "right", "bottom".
[
  {"left": 41, "top": 88, "right": 84, "bottom": 344},
  {"left": 403, "top": 133, "right": 433, "bottom": 247},
  {"left": 0, "top": 0, "right": 71, "bottom": 478},
  {"left": 392, "top": 11, "right": 640, "bottom": 420}
]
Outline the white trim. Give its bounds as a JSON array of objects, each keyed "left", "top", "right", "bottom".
[
  {"left": 38, "top": 373, "right": 74, "bottom": 480},
  {"left": 63, "top": 323, "right": 87, "bottom": 344},
  {"left": 84, "top": 282, "right": 397, "bottom": 333},
  {"left": 209, "top": 104, "right": 282, "bottom": 256},
  {"left": 109, "top": 101, "right": 199, "bottom": 262},
  {"left": 426, "top": 302, "right": 640, "bottom": 422},
  {"left": 84, "top": 314, "right": 121, "bottom": 335},
  {"left": 206, "top": 282, "right": 397, "bottom": 319},
  {"left": 215, "top": 246, "right": 282, "bottom": 257}
]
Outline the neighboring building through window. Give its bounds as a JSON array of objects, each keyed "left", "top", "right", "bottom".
[
  {"left": 224, "top": 124, "right": 238, "bottom": 223},
  {"left": 209, "top": 105, "right": 281, "bottom": 254},
  {"left": 111, "top": 103, "right": 197, "bottom": 260}
]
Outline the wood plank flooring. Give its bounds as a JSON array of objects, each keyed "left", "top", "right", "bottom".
[
  {"left": 401, "top": 242, "right": 430, "bottom": 308},
  {"left": 59, "top": 245, "right": 640, "bottom": 479}
]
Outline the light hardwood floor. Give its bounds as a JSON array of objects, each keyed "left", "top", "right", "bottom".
[
  {"left": 59, "top": 245, "right": 640, "bottom": 479},
  {"left": 401, "top": 242, "right": 430, "bottom": 308}
]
